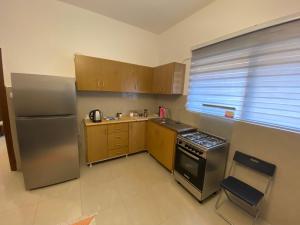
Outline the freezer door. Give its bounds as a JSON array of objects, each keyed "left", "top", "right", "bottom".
[
  {"left": 12, "top": 73, "right": 76, "bottom": 116},
  {"left": 16, "top": 116, "right": 79, "bottom": 189}
]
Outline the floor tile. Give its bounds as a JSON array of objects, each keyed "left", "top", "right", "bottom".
[
  {"left": 80, "top": 178, "right": 121, "bottom": 215},
  {"left": 34, "top": 197, "right": 82, "bottom": 225},
  {"left": 95, "top": 201, "right": 132, "bottom": 225},
  {"left": 0, "top": 203, "right": 36, "bottom": 225}
]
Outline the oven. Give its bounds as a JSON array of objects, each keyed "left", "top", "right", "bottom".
[
  {"left": 174, "top": 142, "right": 206, "bottom": 191},
  {"left": 174, "top": 132, "right": 228, "bottom": 202}
]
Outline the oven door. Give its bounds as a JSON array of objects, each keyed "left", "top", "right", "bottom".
[{"left": 174, "top": 145, "right": 206, "bottom": 191}]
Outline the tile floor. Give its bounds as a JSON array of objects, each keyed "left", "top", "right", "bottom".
[{"left": 0, "top": 136, "right": 268, "bottom": 225}]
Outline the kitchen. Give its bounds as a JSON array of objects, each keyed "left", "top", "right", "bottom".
[{"left": 0, "top": 1, "right": 300, "bottom": 225}]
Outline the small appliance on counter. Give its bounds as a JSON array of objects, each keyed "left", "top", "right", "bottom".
[
  {"left": 143, "top": 109, "right": 148, "bottom": 117},
  {"left": 89, "top": 109, "right": 103, "bottom": 122},
  {"left": 174, "top": 131, "right": 228, "bottom": 202},
  {"left": 158, "top": 106, "right": 168, "bottom": 118},
  {"left": 116, "top": 112, "right": 123, "bottom": 119}
]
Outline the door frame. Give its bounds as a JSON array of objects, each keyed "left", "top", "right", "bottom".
[{"left": 0, "top": 48, "right": 17, "bottom": 171}]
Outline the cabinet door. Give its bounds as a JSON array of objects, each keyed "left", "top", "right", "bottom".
[
  {"left": 129, "top": 121, "right": 146, "bottom": 153},
  {"left": 146, "top": 121, "right": 158, "bottom": 156},
  {"left": 152, "top": 63, "right": 185, "bottom": 94},
  {"left": 152, "top": 64, "right": 173, "bottom": 94},
  {"left": 75, "top": 55, "right": 100, "bottom": 91},
  {"left": 146, "top": 121, "right": 176, "bottom": 171},
  {"left": 99, "top": 59, "right": 124, "bottom": 92},
  {"left": 152, "top": 66, "right": 162, "bottom": 93},
  {"left": 85, "top": 125, "right": 108, "bottom": 163},
  {"left": 134, "top": 66, "right": 153, "bottom": 93},
  {"left": 157, "top": 125, "right": 176, "bottom": 171}
]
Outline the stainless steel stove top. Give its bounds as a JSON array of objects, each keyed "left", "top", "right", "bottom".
[{"left": 179, "top": 131, "right": 226, "bottom": 149}]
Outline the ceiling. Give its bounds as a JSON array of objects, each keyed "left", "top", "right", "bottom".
[{"left": 59, "top": 0, "right": 214, "bottom": 34}]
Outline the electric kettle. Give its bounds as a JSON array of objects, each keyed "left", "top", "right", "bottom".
[{"left": 89, "top": 109, "right": 103, "bottom": 122}]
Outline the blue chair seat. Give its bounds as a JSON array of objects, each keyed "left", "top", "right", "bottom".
[{"left": 221, "top": 176, "right": 264, "bottom": 206}]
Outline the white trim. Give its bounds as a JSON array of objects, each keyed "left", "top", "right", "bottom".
[{"left": 191, "top": 12, "right": 300, "bottom": 51}]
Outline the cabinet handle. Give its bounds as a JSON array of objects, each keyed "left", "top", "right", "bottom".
[
  {"left": 102, "top": 81, "right": 104, "bottom": 87},
  {"left": 97, "top": 81, "right": 100, "bottom": 88}
]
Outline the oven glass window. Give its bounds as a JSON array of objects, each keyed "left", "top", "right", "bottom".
[{"left": 179, "top": 153, "right": 199, "bottom": 177}]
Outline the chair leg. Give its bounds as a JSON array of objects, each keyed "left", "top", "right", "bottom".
[
  {"left": 252, "top": 202, "right": 263, "bottom": 225},
  {"left": 215, "top": 189, "right": 234, "bottom": 225}
]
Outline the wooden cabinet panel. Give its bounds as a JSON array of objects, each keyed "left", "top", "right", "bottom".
[
  {"left": 99, "top": 58, "right": 123, "bottom": 92},
  {"left": 108, "top": 123, "right": 129, "bottom": 134},
  {"left": 108, "top": 132, "right": 129, "bottom": 150},
  {"left": 153, "top": 63, "right": 185, "bottom": 94},
  {"left": 134, "top": 66, "right": 153, "bottom": 93},
  {"left": 146, "top": 121, "right": 176, "bottom": 171},
  {"left": 75, "top": 55, "right": 100, "bottom": 91},
  {"left": 85, "top": 125, "right": 108, "bottom": 163},
  {"left": 129, "top": 121, "right": 146, "bottom": 154},
  {"left": 108, "top": 147, "right": 129, "bottom": 157}
]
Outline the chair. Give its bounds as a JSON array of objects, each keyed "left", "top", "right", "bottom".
[{"left": 215, "top": 151, "right": 276, "bottom": 225}]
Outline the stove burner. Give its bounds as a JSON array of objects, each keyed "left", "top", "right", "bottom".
[{"left": 181, "top": 131, "right": 224, "bottom": 148}]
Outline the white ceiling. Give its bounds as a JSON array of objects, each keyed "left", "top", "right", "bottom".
[{"left": 59, "top": 0, "right": 214, "bottom": 34}]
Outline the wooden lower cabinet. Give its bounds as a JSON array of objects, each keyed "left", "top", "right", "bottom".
[
  {"left": 85, "top": 120, "right": 176, "bottom": 168},
  {"left": 129, "top": 121, "right": 146, "bottom": 154},
  {"left": 108, "top": 146, "right": 129, "bottom": 158},
  {"left": 85, "top": 123, "right": 130, "bottom": 164},
  {"left": 85, "top": 125, "right": 108, "bottom": 162},
  {"left": 147, "top": 121, "right": 177, "bottom": 171}
]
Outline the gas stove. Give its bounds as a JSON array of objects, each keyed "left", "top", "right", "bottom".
[
  {"left": 179, "top": 131, "right": 226, "bottom": 150},
  {"left": 175, "top": 131, "right": 228, "bottom": 202}
]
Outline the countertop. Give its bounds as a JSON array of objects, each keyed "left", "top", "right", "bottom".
[
  {"left": 84, "top": 116, "right": 196, "bottom": 133},
  {"left": 84, "top": 115, "right": 158, "bottom": 126},
  {"left": 149, "top": 118, "right": 196, "bottom": 133}
]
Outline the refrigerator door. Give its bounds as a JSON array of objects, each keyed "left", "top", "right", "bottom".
[
  {"left": 12, "top": 73, "right": 76, "bottom": 117},
  {"left": 16, "top": 115, "right": 79, "bottom": 189}
]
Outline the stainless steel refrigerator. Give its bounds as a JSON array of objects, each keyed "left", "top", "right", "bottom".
[{"left": 11, "top": 73, "right": 80, "bottom": 190}]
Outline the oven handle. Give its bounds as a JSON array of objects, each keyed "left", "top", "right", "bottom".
[{"left": 177, "top": 146, "right": 200, "bottom": 161}]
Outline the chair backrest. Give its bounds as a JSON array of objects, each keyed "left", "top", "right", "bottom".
[{"left": 233, "top": 151, "right": 276, "bottom": 177}]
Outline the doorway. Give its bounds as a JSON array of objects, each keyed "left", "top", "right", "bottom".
[{"left": 0, "top": 48, "right": 17, "bottom": 171}]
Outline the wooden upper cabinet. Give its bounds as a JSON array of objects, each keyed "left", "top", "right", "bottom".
[
  {"left": 75, "top": 54, "right": 154, "bottom": 93},
  {"left": 75, "top": 55, "right": 100, "bottom": 91},
  {"left": 132, "top": 65, "right": 153, "bottom": 93},
  {"left": 153, "top": 62, "right": 185, "bottom": 94},
  {"left": 75, "top": 54, "right": 185, "bottom": 94}
]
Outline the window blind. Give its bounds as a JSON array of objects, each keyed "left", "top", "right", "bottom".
[{"left": 187, "top": 19, "right": 300, "bottom": 131}]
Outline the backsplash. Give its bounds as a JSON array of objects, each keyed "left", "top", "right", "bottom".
[{"left": 77, "top": 92, "right": 158, "bottom": 121}]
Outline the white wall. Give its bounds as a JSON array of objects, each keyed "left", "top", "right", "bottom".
[
  {"left": 158, "top": 0, "right": 300, "bottom": 94},
  {"left": 156, "top": 1, "right": 300, "bottom": 225},
  {"left": 0, "top": 0, "right": 159, "bottom": 86}
]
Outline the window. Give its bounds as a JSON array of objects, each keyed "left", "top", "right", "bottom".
[{"left": 187, "top": 19, "right": 300, "bottom": 132}]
